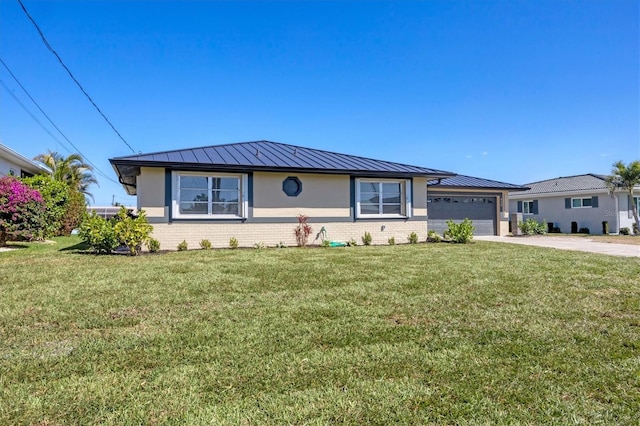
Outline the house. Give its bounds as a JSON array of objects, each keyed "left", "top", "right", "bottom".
[
  {"left": 0, "top": 143, "right": 51, "bottom": 177},
  {"left": 109, "top": 140, "right": 522, "bottom": 248},
  {"left": 508, "top": 174, "right": 639, "bottom": 234},
  {"left": 428, "top": 174, "right": 529, "bottom": 236}
]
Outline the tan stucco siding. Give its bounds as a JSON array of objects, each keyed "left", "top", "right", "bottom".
[
  {"left": 252, "top": 172, "right": 351, "bottom": 218},
  {"left": 137, "top": 167, "right": 167, "bottom": 220},
  {"left": 412, "top": 177, "right": 428, "bottom": 216}
]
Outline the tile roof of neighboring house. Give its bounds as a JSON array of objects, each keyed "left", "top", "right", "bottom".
[
  {"left": 110, "top": 140, "right": 455, "bottom": 195},
  {"left": 510, "top": 173, "right": 612, "bottom": 196},
  {"left": 428, "top": 174, "right": 529, "bottom": 191}
]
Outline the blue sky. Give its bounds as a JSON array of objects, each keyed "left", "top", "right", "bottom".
[{"left": 0, "top": 0, "right": 638, "bottom": 206}]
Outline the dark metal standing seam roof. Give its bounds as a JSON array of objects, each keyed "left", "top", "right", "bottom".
[
  {"left": 110, "top": 140, "right": 455, "bottom": 194},
  {"left": 428, "top": 174, "right": 529, "bottom": 191}
]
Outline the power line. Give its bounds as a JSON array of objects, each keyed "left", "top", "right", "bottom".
[
  {"left": 0, "top": 57, "right": 120, "bottom": 185},
  {"left": 17, "top": 0, "right": 136, "bottom": 154},
  {"left": 0, "top": 78, "right": 72, "bottom": 155}
]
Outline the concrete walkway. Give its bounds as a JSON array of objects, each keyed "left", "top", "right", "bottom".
[{"left": 475, "top": 236, "right": 640, "bottom": 258}]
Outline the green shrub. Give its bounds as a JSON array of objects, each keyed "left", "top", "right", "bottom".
[
  {"left": 199, "top": 239, "right": 212, "bottom": 250},
  {"left": 79, "top": 213, "right": 118, "bottom": 254},
  {"left": 634, "top": 223, "right": 639, "bottom": 235},
  {"left": 407, "top": 232, "right": 419, "bottom": 244},
  {"left": 113, "top": 207, "right": 153, "bottom": 255},
  {"left": 620, "top": 227, "right": 630, "bottom": 236},
  {"left": 362, "top": 231, "right": 372, "bottom": 246},
  {"left": 518, "top": 218, "right": 547, "bottom": 236},
  {"left": 253, "top": 242, "right": 265, "bottom": 249},
  {"left": 387, "top": 236, "right": 395, "bottom": 245},
  {"left": 177, "top": 240, "right": 188, "bottom": 251},
  {"left": 229, "top": 237, "right": 239, "bottom": 249},
  {"left": 276, "top": 241, "right": 287, "bottom": 248},
  {"left": 444, "top": 219, "right": 475, "bottom": 243},
  {"left": 578, "top": 227, "right": 590, "bottom": 234},
  {"left": 427, "top": 229, "right": 441, "bottom": 243},
  {"left": 602, "top": 221, "right": 609, "bottom": 235},
  {"left": 321, "top": 239, "right": 331, "bottom": 248},
  {"left": 147, "top": 238, "right": 160, "bottom": 253},
  {"left": 21, "top": 175, "right": 75, "bottom": 237},
  {"left": 347, "top": 238, "right": 357, "bottom": 247}
]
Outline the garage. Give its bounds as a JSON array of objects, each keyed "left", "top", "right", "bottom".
[{"left": 427, "top": 195, "right": 497, "bottom": 235}]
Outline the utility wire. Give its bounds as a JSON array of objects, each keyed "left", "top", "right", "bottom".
[
  {"left": 0, "top": 58, "right": 120, "bottom": 185},
  {"left": 17, "top": 0, "right": 136, "bottom": 154},
  {"left": 0, "top": 77, "right": 72, "bottom": 155}
]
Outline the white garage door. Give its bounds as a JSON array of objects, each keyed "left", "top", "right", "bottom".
[{"left": 427, "top": 195, "right": 497, "bottom": 236}]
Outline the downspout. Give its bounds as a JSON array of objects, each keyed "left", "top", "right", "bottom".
[{"left": 613, "top": 194, "right": 619, "bottom": 234}]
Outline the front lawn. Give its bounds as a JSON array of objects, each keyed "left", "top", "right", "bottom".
[{"left": 1, "top": 238, "right": 639, "bottom": 424}]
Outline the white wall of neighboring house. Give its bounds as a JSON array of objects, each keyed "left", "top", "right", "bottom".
[{"left": 0, "top": 144, "right": 50, "bottom": 177}]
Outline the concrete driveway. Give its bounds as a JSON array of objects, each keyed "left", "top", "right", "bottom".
[{"left": 476, "top": 236, "right": 640, "bottom": 258}]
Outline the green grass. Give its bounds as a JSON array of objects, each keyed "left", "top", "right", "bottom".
[{"left": 1, "top": 237, "right": 639, "bottom": 425}]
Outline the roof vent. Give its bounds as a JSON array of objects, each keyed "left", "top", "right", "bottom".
[
  {"left": 255, "top": 149, "right": 260, "bottom": 157},
  {"left": 293, "top": 148, "right": 298, "bottom": 155}
]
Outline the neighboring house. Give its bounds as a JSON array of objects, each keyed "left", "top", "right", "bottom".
[
  {"left": 109, "top": 140, "right": 524, "bottom": 248},
  {"left": 0, "top": 143, "right": 51, "bottom": 177},
  {"left": 428, "top": 175, "right": 529, "bottom": 236},
  {"left": 508, "top": 174, "right": 639, "bottom": 234}
]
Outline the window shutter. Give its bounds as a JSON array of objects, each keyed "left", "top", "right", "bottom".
[
  {"left": 532, "top": 200, "right": 539, "bottom": 215},
  {"left": 565, "top": 198, "right": 571, "bottom": 209},
  {"left": 591, "top": 196, "right": 598, "bottom": 208},
  {"left": 517, "top": 201, "right": 522, "bottom": 213}
]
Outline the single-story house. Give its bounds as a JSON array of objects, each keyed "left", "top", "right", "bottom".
[
  {"left": 0, "top": 143, "right": 51, "bottom": 177},
  {"left": 508, "top": 174, "right": 640, "bottom": 234},
  {"left": 428, "top": 174, "right": 529, "bottom": 236},
  {"left": 110, "top": 140, "right": 522, "bottom": 248}
]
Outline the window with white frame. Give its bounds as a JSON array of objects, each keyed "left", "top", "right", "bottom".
[
  {"left": 356, "top": 179, "right": 411, "bottom": 218},
  {"left": 173, "top": 172, "right": 247, "bottom": 219},
  {"left": 572, "top": 197, "right": 592, "bottom": 208},
  {"left": 523, "top": 200, "right": 534, "bottom": 214}
]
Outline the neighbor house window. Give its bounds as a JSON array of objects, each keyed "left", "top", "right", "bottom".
[
  {"left": 356, "top": 179, "right": 411, "bottom": 218},
  {"left": 635, "top": 197, "right": 639, "bottom": 211},
  {"left": 173, "top": 172, "right": 247, "bottom": 219},
  {"left": 572, "top": 197, "right": 592, "bottom": 208},
  {"left": 523, "top": 200, "right": 534, "bottom": 214}
]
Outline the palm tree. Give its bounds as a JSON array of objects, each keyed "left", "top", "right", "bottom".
[
  {"left": 605, "top": 160, "right": 640, "bottom": 233},
  {"left": 33, "top": 151, "right": 98, "bottom": 201}
]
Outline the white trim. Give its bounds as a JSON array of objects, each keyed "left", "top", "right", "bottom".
[
  {"left": 0, "top": 143, "right": 52, "bottom": 175},
  {"left": 571, "top": 197, "right": 593, "bottom": 209},
  {"left": 355, "top": 178, "right": 411, "bottom": 219},
  {"left": 172, "top": 171, "right": 248, "bottom": 220},
  {"left": 523, "top": 200, "right": 534, "bottom": 215}
]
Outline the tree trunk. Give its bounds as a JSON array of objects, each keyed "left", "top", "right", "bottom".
[
  {"left": 630, "top": 189, "right": 640, "bottom": 234},
  {"left": 0, "top": 228, "right": 7, "bottom": 247}
]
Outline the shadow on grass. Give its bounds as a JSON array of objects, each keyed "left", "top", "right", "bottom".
[{"left": 59, "top": 241, "right": 90, "bottom": 252}]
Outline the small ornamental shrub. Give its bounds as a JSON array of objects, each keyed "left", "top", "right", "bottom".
[
  {"left": 177, "top": 240, "right": 188, "bottom": 251},
  {"left": 578, "top": 227, "right": 590, "bottom": 234},
  {"left": 229, "top": 237, "right": 239, "bottom": 249},
  {"left": 362, "top": 231, "right": 372, "bottom": 246},
  {"left": 199, "top": 239, "right": 212, "bottom": 250},
  {"left": 620, "top": 227, "right": 630, "bottom": 236},
  {"left": 444, "top": 218, "right": 475, "bottom": 244},
  {"left": 113, "top": 207, "right": 153, "bottom": 255},
  {"left": 602, "top": 221, "right": 609, "bottom": 235},
  {"left": 276, "top": 241, "right": 287, "bottom": 248},
  {"left": 294, "top": 214, "right": 313, "bottom": 247},
  {"left": 387, "top": 236, "right": 395, "bottom": 245},
  {"left": 634, "top": 223, "right": 639, "bottom": 235},
  {"left": 0, "top": 176, "right": 46, "bottom": 246},
  {"left": 321, "top": 239, "right": 331, "bottom": 248},
  {"left": 253, "top": 242, "right": 265, "bottom": 249},
  {"left": 427, "top": 229, "right": 441, "bottom": 243},
  {"left": 407, "top": 231, "right": 419, "bottom": 244},
  {"left": 518, "top": 218, "right": 547, "bottom": 236},
  {"left": 147, "top": 238, "right": 160, "bottom": 253},
  {"left": 571, "top": 221, "right": 578, "bottom": 234},
  {"left": 79, "top": 213, "right": 118, "bottom": 254},
  {"left": 347, "top": 238, "right": 358, "bottom": 247}
]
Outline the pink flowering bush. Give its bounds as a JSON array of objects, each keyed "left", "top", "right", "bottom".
[{"left": 0, "top": 176, "right": 46, "bottom": 246}]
